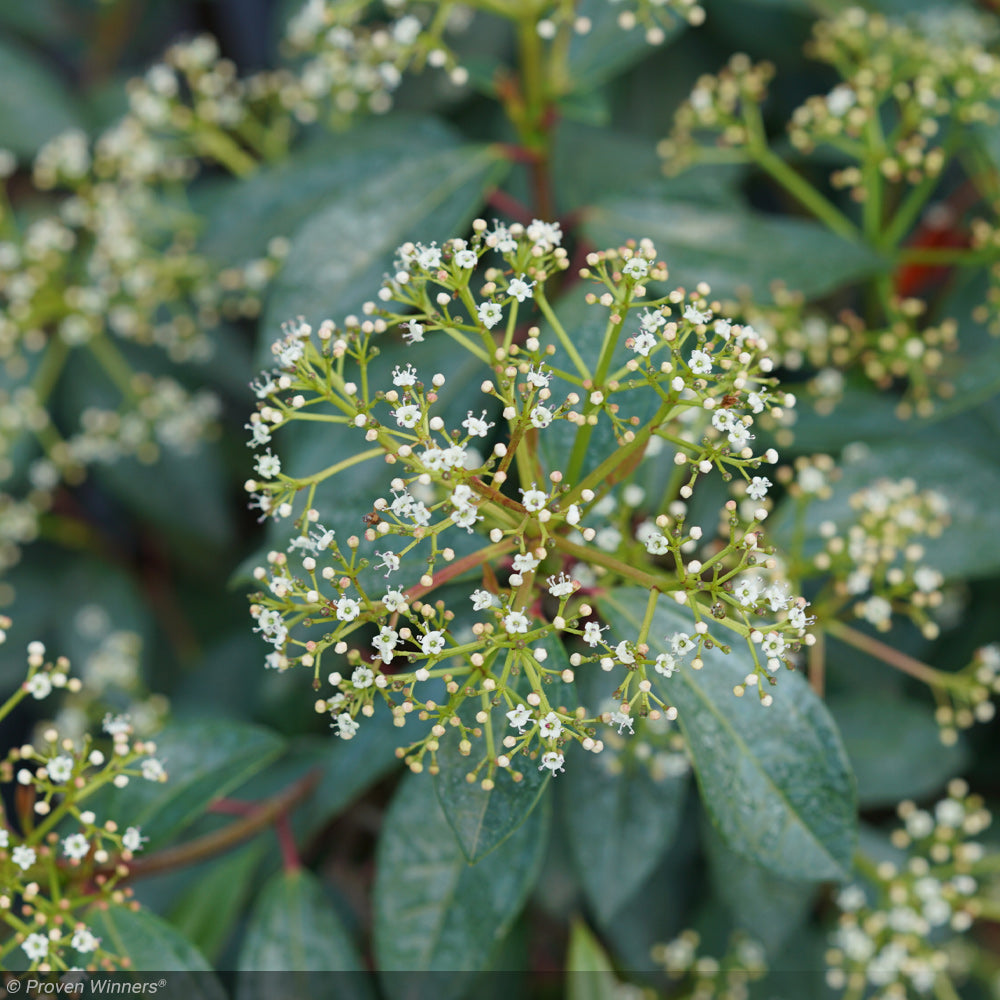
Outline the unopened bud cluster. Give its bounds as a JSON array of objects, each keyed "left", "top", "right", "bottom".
[
  {"left": 651, "top": 930, "right": 767, "bottom": 995},
  {"left": 245, "top": 220, "right": 813, "bottom": 782}
]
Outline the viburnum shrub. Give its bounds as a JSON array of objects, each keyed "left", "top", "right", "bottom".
[{"left": 245, "top": 222, "right": 813, "bottom": 781}]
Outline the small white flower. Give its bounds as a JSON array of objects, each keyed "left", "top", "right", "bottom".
[
  {"left": 376, "top": 551, "right": 400, "bottom": 576},
  {"left": 335, "top": 713, "right": 359, "bottom": 739},
  {"left": 63, "top": 833, "right": 91, "bottom": 860},
  {"left": 394, "top": 403, "right": 421, "bottom": 428},
  {"left": 520, "top": 487, "right": 547, "bottom": 512},
  {"left": 714, "top": 318, "right": 732, "bottom": 339},
  {"left": 615, "top": 641, "right": 635, "bottom": 665},
  {"left": 506, "top": 704, "right": 532, "bottom": 732},
  {"left": 25, "top": 673, "right": 52, "bottom": 700},
  {"left": 462, "top": 410, "right": 494, "bottom": 437},
  {"left": 760, "top": 631, "right": 786, "bottom": 660},
  {"left": 728, "top": 423, "right": 753, "bottom": 450},
  {"left": 507, "top": 275, "right": 535, "bottom": 301},
  {"left": 747, "top": 392, "right": 766, "bottom": 414},
  {"left": 72, "top": 926, "right": 100, "bottom": 953},
  {"left": 420, "top": 630, "right": 446, "bottom": 656},
  {"left": 565, "top": 504, "right": 581, "bottom": 526},
  {"left": 255, "top": 450, "right": 281, "bottom": 479},
  {"left": 471, "top": 589, "right": 496, "bottom": 610},
  {"left": 610, "top": 711, "right": 634, "bottom": 734},
  {"left": 747, "top": 476, "right": 772, "bottom": 501},
  {"left": 403, "top": 320, "right": 425, "bottom": 344},
  {"left": 684, "top": 305, "right": 711, "bottom": 324},
  {"left": 688, "top": 350, "right": 713, "bottom": 376},
  {"left": 582, "top": 621, "right": 606, "bottom": 647},
  {"left": 392, "top": 364, "right": 418, "bottom": 387},
  {"left": 539, "top": 751, "right": 565, "bottom": 774},
  {"left": 12, "top": 845, "right": 36, "bottom": 870},
  {"left": 526, "top": 365, "right": 550, "bottom": 388},
  {"left": 631, "top": 331, "right": 657, "bottom": 357},
  {"left": 454, "top": 249, "right": 478, "bottom": 269},
  {"left": 622, "top": 257, "right": 648, "bottom": 279},
  {"left": 787, "top": 605, "right": 809, "bottom": 631},
  {"left": 526, "top": 219, "right": 562, "bottom": 251},
  {"left": 529, "top": 405, "right": 553, "bottom": 428},
  {"left": 382, "top": 589, "right": 405, "bottom": 613},
  {"left": 503, "top": 610, "right": 530, "bottom": 634},
  {"left": 122, "top": 827, "right": 147, "bottom": 853},
  {"left": 654, "top": 652, "right": 677, "bottom": 677},
  {"left": 546, "top": 573, "right": 575, "bottom": 598},
  {"left": 22, "top": 932, "right": 48, "bottom": 962},
  {"left": 47, "top": 755, "right": 74, "bottom": 783},
  {"left": 539, "top": 712, "right": 563, "bottom": 739},
  {"left": 765, "top": 584, "right": 790, "bottom": 612},
  {"left": 512, "top": 553, "right": 540, "bottom": 573},
  {"left": 351, "top": 666, "right": 375, "bottom": 689},
  {"left": 645, "top": 531, "right": 670, "bottom": 555},
  {"left": 826, "top": 83, "right": 856, "bottom": 116},
  {"left": 670, "top": 632, "right": 695, "bottom": 657},
  {"left": 336, "top": 597, "right": 361, "bottom": 622},
  {"left": 477, "top": 301, "right": 503, "bottom": 329},
  {"left": 141, "top": 758, "right": 166, "bottom": 782}
]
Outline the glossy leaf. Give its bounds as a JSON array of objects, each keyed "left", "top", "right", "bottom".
[
  {"left": 166, "top": 840, "right": 266, "bottom": 964},
  {"left": 261, "top": 143, "right": 508, "bottom": 340},
  {"left": 600, "top": 589, "right": 857, "bottom": 880},
  {"left": 561, "top": 744, "right": 687, "bottom": 924},
  {"left": 566, "top": 920, "right": 621, "bottom": 1000},
  {"left": 200, "top": 116, "right": 461, "bottom": 265},
  {"left": 91, "top": 905, "right": 224, "bottom": 990},
  {"left": 583, "top": 197, "right": 887, "bottom": 300},
  {"left": 0, "top": 36, "right": 80, "bottom": 157},
  {"left": 702, "top": 817, "right": 819, "bottom": 956},
  {"left": 828, "top": 694, "right": 969, "bottom": 808},
  {"left": 374, "top": 773, "right": 548, "bottom": 1000},
  {"left": 237, "top": 869, "right": 373, "bottom": 1000},
  {"left": 103, "top": 719, "right": 285, "bottom": 848}
]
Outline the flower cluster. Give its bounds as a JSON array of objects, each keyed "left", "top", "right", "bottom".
[
  {"left": 932, "top": 643, "right": 1000, "bottom": 747},
  {"left": 0, "top": 625, "right": 167, "bottom": 972},
  {"left": 651, "top": 930, "right": 767, "bottom": 997},
  {"left": 804, "top": 475, "right": 949, "bottom": 638},
  {"left": 245, "top": 221, "right": 814, "bottom": 783},
  {"left": 826, "top": 781, "right": 994, "bottom": 999}
]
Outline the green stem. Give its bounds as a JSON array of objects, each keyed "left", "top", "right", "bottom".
[
  {"left": 293, "top": 447, "right": 383, "bottom": 486},
  {"left": 535, "top": 286, "right": 589, "bottom": 378},
  {"left": 825, "top": 620, "right": 958, "bottom": 688},
  {"left": 87, "top": 334, "right": 138, "bottom": 400},
  {"left": 551, "top": 535, "right": 671, "bottom": 591}
]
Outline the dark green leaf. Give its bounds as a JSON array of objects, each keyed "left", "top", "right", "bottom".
[
  {"left": 0, "top": 37, "right": 80, "bottom": 157},
  {"left": 91, "top": 905, "right": 225, "bottom": 988},
  {"left": 167, "top": 840, "right": 266, "bottom": 963},
  {"left": 434, "top": 700, "right": 551, "bottom": 863},
  {"left": 600, "top": 589, "right": 857, "bottom": 880},
  {"left": 561, "top": 740, "right": 687, "bottom": 924},
  {"left": 374, "top": 773, "right": 548, "bottom": 1000},
  {"left": 237, "top": 869, "right": 373, "bottom": 999},
  {"left": 828, "top": 694, "right": 969, "bottom": 808},
  {"left": 104, "top": 719, "right": 285, "bottom": 848},
  {"left": 702, "top": 817, "right": 819, "bottom": 956},
  {"left": 200, "top": 116, "right": 461, "bottom": 266},
  {"left": 583, "top": 197, "right": 887, "bottom": 299},
  {"left": 261, "top": 143, "right": 508, "bottom": 340}
]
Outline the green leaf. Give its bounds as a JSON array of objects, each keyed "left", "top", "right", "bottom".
[
  {"left": 0, "top": 37, "right": 80, "bottom": 157},
  {"left": 828, "top": 694, "right": 969, "bottom": 808},
  {"left": 237, "top": 869, "right": 373, "bottom": 998},
  {"left": 261, "top": 143, "right": 508, "bottom": 340},
  {"left": 166, "top": 840, "right": 266, "bottom": 964},
  {"left": 701, "top": 817, "right": 819, "bottom": 956},
  {"left": 566, "top": 920, "right": 621, "bottom": 1000},
  {"left": 583, "top": 197, "right": 887, "bottom": 299},
  {"left": 561, "top": 741, "right": 687, "bottom": 924},
  {"left": 104, "top": 719, "right": 285, "bottom": 848},
  {"left": 599, "top": 589, "right": 857, "bottom": 880},
  {"left": 770, "top": 440, "right": 1000, "bottom": 582},
  {"left": 434, "top": 702, "right": 551, "bottom": 863},
  {"left": 199, "top": 116, "right": 462, "bottom": 266},
  {"left": 374, "top": 773, "right": 548, "bottom": 1000},
  {"left": 91, "top": 905, "right": 225, "bottom": 989}
]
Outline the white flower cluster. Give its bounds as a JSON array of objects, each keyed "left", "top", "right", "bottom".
[{"left": 246, "top": 223, "right": 812, "bottom": 781}]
